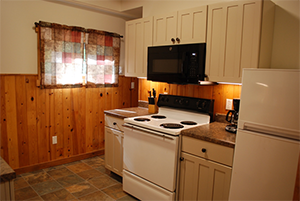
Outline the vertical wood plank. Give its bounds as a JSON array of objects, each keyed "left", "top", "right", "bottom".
[
  {"left": 72, "top": 87, "right": 86, "bottom": 155},
  {"left": 54, "top": 89, "right": 64, "bottom": 159},
  {"left": 0, "top": 76, "right": 9, "bottom": 162},
  {"left": 25, "top": 76, "right": 39, "bottom": 165},
  {"left": 185, "top": 85, "right": 194, "bottom": 97},
  {"left": 15, "top": 76, "right": 29, "bottom": 167},
  {"left": 131, "top": 77, "right": 138, "bottom": 107},
  {"left": 104, "top": 87, "right": 112, "bottom": 110},
  {"left": 118, "top": 76, "right": 124, "bottom": 108},
  {"left": 4, "top": 76, "right": 19, "bottom": 168},
  {"left": 199, "top": 86, "right": 214, "bottom": 99},
  {"left": 233, "top": 85, "right": 242, "bottom": 98},
  {"left": 85, "top": 88, "right": 93, "bottom": 153},
  {"left": 121, "top": 77, "right": 131, "bottom": 108},
  {"left": 49, "top": 89, "right": 56, "bottom": 160},
  {"left": 112, "top": 87, "right": 119, "bottom": 109},
  {"left": 98, "top": 87, "right": 105, "bottom": 150},
  {"left": 212, "top": 85, "right": 225, "bottom": 115},
  {"left": 138, "top": 78, "right": 149, "bottom": 101},
  {"left": 36, "top": 87, "right": 50, "bottom": 163},
  {"left": 62, "top": 89, "right": 73, "bottom": 157},
  {"left": 169, "top": 84, "right": 178, "bottom": 95},
  {"left": 92, "top": 88, "right": 99, "bottom": 151}
]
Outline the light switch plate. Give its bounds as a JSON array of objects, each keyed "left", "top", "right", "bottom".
[
  {"left": 131, "top": 82, "right": 135, "bottom": 89},
  {"left": 226, "top": 99, "right": 233, "bottom": 110},
  {"left": 52, "top": 136, "right": 57, "bottom": 144}
]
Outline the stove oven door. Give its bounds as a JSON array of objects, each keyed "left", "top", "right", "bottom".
[{"left": 123, "top": 126, "right": 179, "bottom": 200}]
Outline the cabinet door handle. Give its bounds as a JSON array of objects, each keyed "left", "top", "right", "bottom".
[
  {"left": 113, "top": 122, "right": 117, "bottom": 125},
  {"left": 180, "top": 157, "right": 184, "bottom": 161},
  {"left": 171, "top": 38, "right": 175, "bottom": 43},
  {"left": 176, "top": 37, "right": 180, "bottom": 43},
  {"left": 202, "top": 148, "right": 207, "bottom": 153}
]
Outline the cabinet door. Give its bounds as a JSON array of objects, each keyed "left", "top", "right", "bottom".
[
  {"left": 153, "top": 12, "right": 177, "bottom": 46},
  {"left": 206, "top": 0, "right": 262, "bottom": 83},
  {"left": 105, "top": 127, "right": 123, "bottom": 176},
  {"left": 125, "top": 17, "right": 153, "bottom": 78},
  {"left": 177, "top": 5, "right": 207, "bottom": 44},
  {"left": 179, "top": 152, "right": 232, "bottom": 201}
]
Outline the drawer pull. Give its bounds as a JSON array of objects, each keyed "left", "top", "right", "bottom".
[
  {"left": 113, "top": 122, "right": 117, "bottom": 125},
  {"left": 202, "top": 148, "right": 207, "bottom": 153}
]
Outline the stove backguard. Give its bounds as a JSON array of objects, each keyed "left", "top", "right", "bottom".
[{"left": 157, "top": 94, "right": 214, "bottom": 120}]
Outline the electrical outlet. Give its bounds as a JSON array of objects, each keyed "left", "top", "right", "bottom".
[
  {"left": 52, "top": 136, "right": 57, "bottom": 144},
  {"left": 226, "top": 99, "right": 233, "bottom": 110},
  {"left": 131, "top": 82, "right": 135, "bottom": 89}
]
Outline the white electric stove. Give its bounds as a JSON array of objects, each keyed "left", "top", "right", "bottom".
[{"left": 123, "top": 94, "right": 214, "bottom": 201}]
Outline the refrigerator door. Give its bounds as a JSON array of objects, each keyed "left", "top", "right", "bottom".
[
  {"left": 229, "top": 129, "right": 300, "bottom": 200},
  {"left": 238, "top": 69, "right": 300, "bottom": 140}
]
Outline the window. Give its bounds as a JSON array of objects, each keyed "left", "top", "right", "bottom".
[{"left": 37, "top": 21, "right": 121, "bottom": 88}]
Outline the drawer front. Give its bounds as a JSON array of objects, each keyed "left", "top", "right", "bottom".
[
  {"left": 182, "top": 136, "right": 234, "bottom": 167},
  {"left": 105, "top": 114, "right": 124, "bottom": 132}
]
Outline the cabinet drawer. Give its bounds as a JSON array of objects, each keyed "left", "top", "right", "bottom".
[
  {"left": 105, "top": 114, "right": 124, "bottom": 132},
  {"left": 182, "top": 136, "right": 234, "bottom": 167}
]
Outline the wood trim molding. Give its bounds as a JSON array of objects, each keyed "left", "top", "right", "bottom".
[{"left": 14, "top": 149, "right": 104, "bottom": 175}]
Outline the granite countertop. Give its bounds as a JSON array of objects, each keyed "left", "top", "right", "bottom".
[
  {"left": 104, "top": 107, "right": 151, "bottom": 118},
  {"left": 0, "top": 157, "right": 16, "bottom": 182},
  {"left": 181, "top": 122, "right": 236, "bottom": 148}
]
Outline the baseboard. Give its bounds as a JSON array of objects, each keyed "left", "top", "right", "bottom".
[{"left": 14, "top": 149, "right": 104, "bottom": 175}]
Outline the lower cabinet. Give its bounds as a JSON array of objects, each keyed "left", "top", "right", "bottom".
[
  {"left": 0, "top": 180, "right": 15, "bottom": 201},
  {"left": 179, "top": 136, "right": 234, "bottom": 201},
  {"left": 179, "top": 152, "right": 232, "bottom": 201},
  {"left": 105, "top": 115, "right": 124, "bottom": 176}
]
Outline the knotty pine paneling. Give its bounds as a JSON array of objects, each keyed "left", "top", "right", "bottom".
[
  {"left": 138, "top": 78, "right": 241, "bottom": 116},
  {"left": 0, "top": 75, "right": 138, "bottom": 169}
]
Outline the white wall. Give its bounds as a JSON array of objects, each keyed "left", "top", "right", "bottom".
[
  {"left": 1, "top": 0, "right": 299, "bottom": 74},
  {"left": 0, "top": 0, "right": 126, "bottom": 74},
  {"left": 121, "top": 0, "right": 300, "bottom": 69}
]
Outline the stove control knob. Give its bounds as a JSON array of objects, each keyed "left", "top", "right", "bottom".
[
  {"left": 185, "top": 100, "right": 189, "bottom": 105},
  {"left": 179, "top": 99, "right": 183, "bottom": 105},
  {"left": 197, "top": 100, "right": 207, "bottom": 110},
  {"left": 166, "top": 98, "right": 169, "bottom": 102}
]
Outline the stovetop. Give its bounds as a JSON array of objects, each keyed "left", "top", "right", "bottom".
[{"left": 124, "top": 95, "right": 214, "bottom": 136}]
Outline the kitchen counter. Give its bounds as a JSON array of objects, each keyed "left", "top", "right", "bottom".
[
  {"left": 104, "top": 107, "right": 150, "bottom": 119},
  {"left": 0, "top": 157, "right": 16, "bottom": 182},
  {"left": 181, "top": 122, "right": 236, "bottom": 148}
]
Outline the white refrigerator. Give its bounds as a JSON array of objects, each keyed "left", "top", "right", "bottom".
[{"left": 229, "top": 69, "right": 300, "bottom": 200}]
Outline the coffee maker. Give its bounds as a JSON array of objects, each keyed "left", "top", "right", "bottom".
[{"left": 225, "top": 99, "right": 240, "bottom": 133}]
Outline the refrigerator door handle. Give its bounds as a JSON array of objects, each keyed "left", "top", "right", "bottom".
[{"left": 242, "top": 122, "right": 300, "bottom": 141}]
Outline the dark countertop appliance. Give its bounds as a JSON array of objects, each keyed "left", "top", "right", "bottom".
[{"left": 225, "top": 98, "right": 240, "bottom": 133}]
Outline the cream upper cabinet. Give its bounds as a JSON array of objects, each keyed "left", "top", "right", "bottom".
[
  {"left": 153, "top": 11, "right": 178, "bottom": 46},
  {"left": 125, "top": 16, "right": 153, "bottom": 78},
  {"left": 153, "top": 6, "right": 207, "bottom": 46},
  {"left": 205, "top": 0, "right": 275, "bottom": 83},
  {"left": 177, "top": 6, "right": 207, "bottom": 44}
]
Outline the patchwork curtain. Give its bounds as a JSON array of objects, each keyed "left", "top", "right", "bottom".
[
  {"left": 86, "top": 30, "right": 120, "bottom": 86},
  {"left": 38, "top": 21, "right": 121, "bottom": 88}
]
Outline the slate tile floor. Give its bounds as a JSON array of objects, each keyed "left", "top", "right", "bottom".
[{"left": 14, "top": 156, "right": 139, "bottom": 201}]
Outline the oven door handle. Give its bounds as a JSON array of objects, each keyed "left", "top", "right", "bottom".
[{"left": 123, "top": 123, "right": 175, "bottom": 140}]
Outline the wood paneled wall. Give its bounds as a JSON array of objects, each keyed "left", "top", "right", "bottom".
[
  {"left": 0, "top": 75, "right": 138, "bottom": 170},
  {"left": 138, "top": 79, "right": 241, "bottom": 116}
]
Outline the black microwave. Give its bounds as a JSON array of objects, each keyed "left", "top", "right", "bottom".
[{"left": 147, "top": 43, "right": 206, "bottom": 84}]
